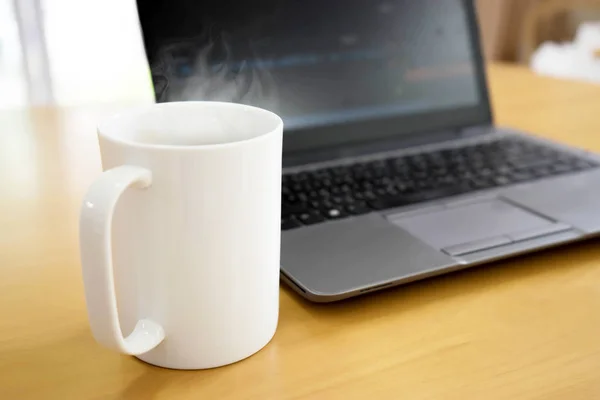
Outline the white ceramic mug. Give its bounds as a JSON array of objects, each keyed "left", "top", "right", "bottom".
[{"left": 79, "top": 101, "right": 283, "bottom": 369}]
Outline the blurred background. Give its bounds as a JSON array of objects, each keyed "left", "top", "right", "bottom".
[{"left": 2, "top": 0, "right": 600, "bottom": 109}]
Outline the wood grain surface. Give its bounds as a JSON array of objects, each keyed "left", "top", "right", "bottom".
[{"left": 2, "top": 64, "right": 600, "bottom": 399}]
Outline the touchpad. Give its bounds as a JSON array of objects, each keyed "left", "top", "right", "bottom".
[{"left": 388, "top": 199, "right": 555, "bottom": 251}]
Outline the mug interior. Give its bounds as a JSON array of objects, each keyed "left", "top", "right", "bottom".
[{"left": 98, "top": 102, "right": 282, "bottom": 147}]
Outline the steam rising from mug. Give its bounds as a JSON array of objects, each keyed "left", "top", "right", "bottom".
[{"left": 151, "top": 32, "right": 279, "bottom": 114}]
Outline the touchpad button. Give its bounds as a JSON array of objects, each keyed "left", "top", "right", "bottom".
[{"left": 387, "top": 199, "right": 557, "bottom": 250}]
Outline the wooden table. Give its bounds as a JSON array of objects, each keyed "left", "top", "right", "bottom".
[{"left": 3, "top": 64, "right": 600, "bottom": 399}]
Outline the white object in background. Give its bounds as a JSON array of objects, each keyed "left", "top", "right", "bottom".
[
  {"left": 0, "top": 0, "right": 27, "bottom": 107},
  {"left": 43, "top": 0, "right": 155, "bottom": 106},
  {"left": 574, "top": 21, "right": 600, "bottom": 51},
  {"left": 531, "top": 22, "right": 600, "bottom": 84},
  {"left": 79, "top": 101, "right": 283, "bottom": 370}
]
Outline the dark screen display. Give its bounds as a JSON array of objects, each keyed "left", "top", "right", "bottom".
[{"left": 137, "top": 0, "right": 480, "bottom": 130}]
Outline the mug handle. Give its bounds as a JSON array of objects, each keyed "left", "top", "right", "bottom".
[{"left": 79, "top": 165, "right": 165, "bottom": 355}]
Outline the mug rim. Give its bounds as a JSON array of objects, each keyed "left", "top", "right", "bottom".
[{"left": 97, "top": 101, "right": 283, "bottom": 151}]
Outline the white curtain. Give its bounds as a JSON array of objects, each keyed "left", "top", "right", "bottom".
[
  {"left": 4, "top": 0, "right": 155, "bottom": 107},
  {"left": 0, "top": 0, "right": 26, "bottom": 107}
]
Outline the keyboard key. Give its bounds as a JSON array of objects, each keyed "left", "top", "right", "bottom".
[
  {"left": 552, "top": 163, "right": 573, "bottom": 173},
  {"left": 297, "top": 193, "right": 309, "bottom": 203},
  {"left": 297, "top": 211, "right": 326, "bottom": 225},
  {"left": 346, "top": 203, "right": 371, "bottom": 215},
  {"left": 343, "top": 195, "right": 356, "bottom": 204},
  {"left": 282, "top": 217, "right": 302, "bottom": 231},
  {"left": 468, "top": 178, "right": 493, "bottom": 189},
  {"left": 324, "top": 208, "right": 349, "bottom": 220},
  {"left": 492, "top": 176, "right": 511, "bottom": 185},
  {"left": 510, "top": 156, "right": 552, "bottom": 170},
  {"left": 573, "top": 160, "right": 596, "bottom": 170},
  {"left": 284, "top": 194, "right": 297, "bottom": 203},
  {"left": 364, "top": 191, "right": 377, "bottom": 201},
  {"left": 331, "top": 196, "right": 344, "bottom": 205},
  {"left": 282, "top": 203, "right": 309, "bottom": 217}
]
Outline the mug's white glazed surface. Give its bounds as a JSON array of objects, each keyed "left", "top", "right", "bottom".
[{"left": 80, "top": 102, "right": 283, "bottom": 369}]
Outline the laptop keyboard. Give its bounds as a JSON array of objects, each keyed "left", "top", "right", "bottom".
[{"left": 281, "top": 137, "right": 598, "bottom": 230}]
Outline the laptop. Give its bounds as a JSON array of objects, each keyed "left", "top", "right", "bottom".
[{"left": 137, "top": 0, "right": 600, "bottom": 302}]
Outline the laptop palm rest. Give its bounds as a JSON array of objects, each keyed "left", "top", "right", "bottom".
[{"left": 388, "top": 199, "right": 573, "bottom": 256}]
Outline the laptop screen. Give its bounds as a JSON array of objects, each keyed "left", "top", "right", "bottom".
[{"left": 137, "top": 0, "right": 489, "bottom": 151}]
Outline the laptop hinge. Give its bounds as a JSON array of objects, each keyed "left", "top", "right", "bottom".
[{"left": 459, "top": 124, "right": 493, "bottom": 138}]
